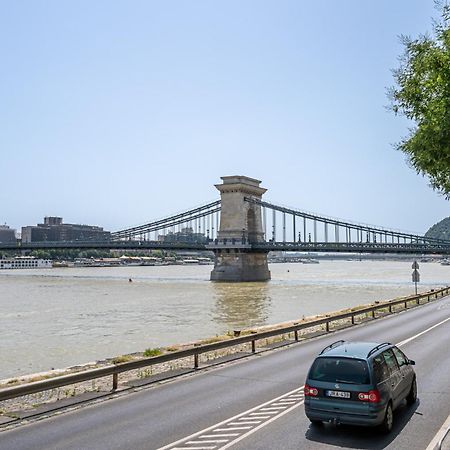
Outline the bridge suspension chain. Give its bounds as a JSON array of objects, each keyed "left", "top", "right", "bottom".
[
  {"left": 111, "top": 201, "right": 221, "bottom": 241},
  {"left": 244, "top": 197, "right": 450, "bottom": 246}
]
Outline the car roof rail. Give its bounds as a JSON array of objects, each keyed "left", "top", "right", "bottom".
[
  {"left": 367, "top": 342, "right": 391, "bottom": 358},
  {"left": 319, "top": 340, "right": 346, "bottom": 355}
]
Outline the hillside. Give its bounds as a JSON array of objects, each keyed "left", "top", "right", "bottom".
[{"left": 425, "top": 217, "right": 450, "bottom": 240}]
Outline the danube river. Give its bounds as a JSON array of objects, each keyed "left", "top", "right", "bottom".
[{"left": 0, "top": 260, "right": 448, "bottom": 379}]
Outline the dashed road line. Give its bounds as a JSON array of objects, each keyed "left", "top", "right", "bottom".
[{"left": 156, "top": 386, "right": 305, "bottom": 450}]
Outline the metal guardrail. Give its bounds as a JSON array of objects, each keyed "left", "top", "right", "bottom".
[{"left": 0, "top": 287, "right": 449, "bottom": 402}]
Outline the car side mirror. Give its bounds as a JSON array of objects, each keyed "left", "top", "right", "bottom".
[{"left": 408, "top": 359, "right": 416, "bottom": 365}]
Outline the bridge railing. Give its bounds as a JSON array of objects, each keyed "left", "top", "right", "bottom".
[{"left": 1, "top": 287, "right": 449, "bottom": 403}]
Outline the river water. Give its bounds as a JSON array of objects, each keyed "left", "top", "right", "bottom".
[{"left": 0, "top": 261, "right": 448, "bottom": 379}]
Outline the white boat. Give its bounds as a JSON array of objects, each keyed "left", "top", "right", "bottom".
[{"left": 0, "top": 257, "right": 52, "bottom": 269}]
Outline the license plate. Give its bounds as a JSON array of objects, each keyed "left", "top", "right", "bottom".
[{"left": 326, "top": 390, "right": 351, "bottom": 399}]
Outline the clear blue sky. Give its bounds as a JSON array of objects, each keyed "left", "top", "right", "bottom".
[{"left": 1, "top": 0, "right": 448, "bottom": 235}]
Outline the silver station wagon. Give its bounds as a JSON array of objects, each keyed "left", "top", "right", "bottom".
[{"left": 304, "top": 341, "right": 417, "bottom": 433}]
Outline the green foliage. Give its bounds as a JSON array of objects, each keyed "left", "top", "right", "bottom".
[
  {"left": 28, "top": 249, "right": 111, "bottom": 260},
  {"left": 425, "top": 216, "right": 450, "bottom": 239},
  {"left": 143, "top": 348, "right": 162, "bottom": 357},
  {"left": 389, "top": 2, "right": 450, "bottom": 197}
]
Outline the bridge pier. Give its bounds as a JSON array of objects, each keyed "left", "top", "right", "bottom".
[{"left": 209, "top": 176, "right": 271, "bottom": 282}]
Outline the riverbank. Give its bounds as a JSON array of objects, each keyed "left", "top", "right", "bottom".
[{"left": 1, "top": 287, "right": 444, "bottom": 419}]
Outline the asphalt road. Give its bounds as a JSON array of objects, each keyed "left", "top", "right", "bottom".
[{"left": 1, "top": 296, "right": 449, "bottom": 450}]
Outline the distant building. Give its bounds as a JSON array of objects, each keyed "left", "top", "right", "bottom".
[
  {"left": 0, "top": 225, "right": 16, "bottom": 243},
  {"left": 21, "top": 216, "right": 110, "bottom": 243},
  {"left": 159, "top": 227, "right": 208, "bottom": 244}
]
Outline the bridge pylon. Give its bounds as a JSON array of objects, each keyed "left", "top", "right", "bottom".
[{"left": 210, "top": 176, "right": 271, "bottom": 282}]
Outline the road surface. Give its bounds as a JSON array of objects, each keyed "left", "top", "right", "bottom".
[{"left": 1, "top": 296, "right": 449, "bottom": 450}]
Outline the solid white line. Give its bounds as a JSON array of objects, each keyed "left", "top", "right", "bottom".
[
  {"left": 217, "top": 401, "right": 304, "bottom": 450},
  {"left": 187, "top": 440, "right": 228, "bottom": 444},
  {"left": 156, "top": 386, "right": 304, "bottom": 450},
  {"left": 425, "top": 412, "right": 450, "bottom": 450},
  {"left": 213, "top": 427, "right": 251, "bottom": 431},
  {"left": 397, "top": 317, "right": 450, "bottom": 347}
]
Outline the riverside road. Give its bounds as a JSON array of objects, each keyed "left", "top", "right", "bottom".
[{"left": 1, "top": 297, "right": 450, "bottom": 450}]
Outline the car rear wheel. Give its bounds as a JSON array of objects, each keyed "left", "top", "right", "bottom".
[
  {"left": 406, "top": 378, "right": 417, "bottom": 405},
  {"left": 380, "top": 402, "right": 393, "bottom": 434},
  {"left": 309, "top": 419, "right": 323, "bottom": 427}
]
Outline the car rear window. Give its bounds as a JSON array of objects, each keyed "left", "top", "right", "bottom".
[{"left": 308, "top": 357, "right": 370, "bottom": 384}]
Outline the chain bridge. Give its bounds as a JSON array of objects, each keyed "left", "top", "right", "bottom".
[{"left": 3, "top": 176, "right": 450, "bottom": 281}]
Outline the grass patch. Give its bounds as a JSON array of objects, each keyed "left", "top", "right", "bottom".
[
  {"left": 112, "top": 355, "right": 134, "bottom": 364},
  {"left": 143, "top": 348, "right": 162, "bottom": 357},
  {"left": 166, "top": 346, "right": 180, "bottom": 352}
]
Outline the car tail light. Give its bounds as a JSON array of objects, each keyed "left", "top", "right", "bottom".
[
  {"left": 358, "top": 389, "right": 381, "bottom": 403},
  {"left": 304, "top": 384, "right": 319, "bottom": 397}
]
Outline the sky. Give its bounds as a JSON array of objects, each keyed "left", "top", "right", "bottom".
[{"left": 1, "top": 0, "right": 448, "bottom": 235}]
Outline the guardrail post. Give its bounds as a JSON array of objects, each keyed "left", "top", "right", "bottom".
[
  {"left": 251, "top": 340, "right": 256, "bottom": 353},
  {"left": 351, "top": 315, "right": 355, "bottom": 325},
  {"left": 404, "top": 301, "right": 408, "bottom": 309},
  {"left": 194, "top": 353, "right": 199, "bottom": 369},
  {"left": 326, "top": 321, "right": 330, "bottom": 332},
  {"left": 389, "top": 305, "right": 392, "bottom": 313},
  {"left": 416, "top": 296, "right": 420, "bottom": 305},
  {"left": 294, "top": 330, "right": 299, "bottom": 341},
  {"left": 372, "top": 310, "right": 376, "bottom": 318},
  {"left": 427, "top": 295, "right": 430, "bottom": 302},
  {"left": 112, "top": 372, "right": 118, "bottom": 391}
]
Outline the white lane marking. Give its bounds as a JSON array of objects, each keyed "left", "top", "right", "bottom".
[
  {"left": 218, "top": 401, "right": 304, "bottom": 450},
  {"left": 187, "top": 440, "right": 228, "bottom": 444},
  {"left": 156, "top": 386, "right": 304, "bottom": 450},
  {"left": 228, "top": 422, "right": 261, "bottom": 425},
  {"left": 199, "top": 435, "right": 239, "bottom": 438},
  {"left": 397, "top": 317, "right": 450, "bottom": 347},
  {"left": 173, "top": 447, "right": 216, "bottom": 450},
  {"left": 425, "top": 412, "right": 450, "bottom": 450}
]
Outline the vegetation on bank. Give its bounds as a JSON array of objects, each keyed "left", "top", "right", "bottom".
[
  {"left": 0, "top": 249, "right": 176, "bottom": 261},
  {"left": 425, "top": 216, "right": 450, "bottom": 240}
]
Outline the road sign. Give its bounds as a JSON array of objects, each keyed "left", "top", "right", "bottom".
[
  {"left": 412, "top": 261, "right": 419, "bottom": 270},
  {"left": 412, "top": 269, "right": 420, "bottom": 283}
]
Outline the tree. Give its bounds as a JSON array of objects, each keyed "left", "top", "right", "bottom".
[{"left": 389, "top": 2, "right": 450, "bottom": 197}]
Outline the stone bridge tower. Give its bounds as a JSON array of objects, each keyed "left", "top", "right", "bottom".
[{"left": 210, "top": 176, "right": 271, "bottom": 282}]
